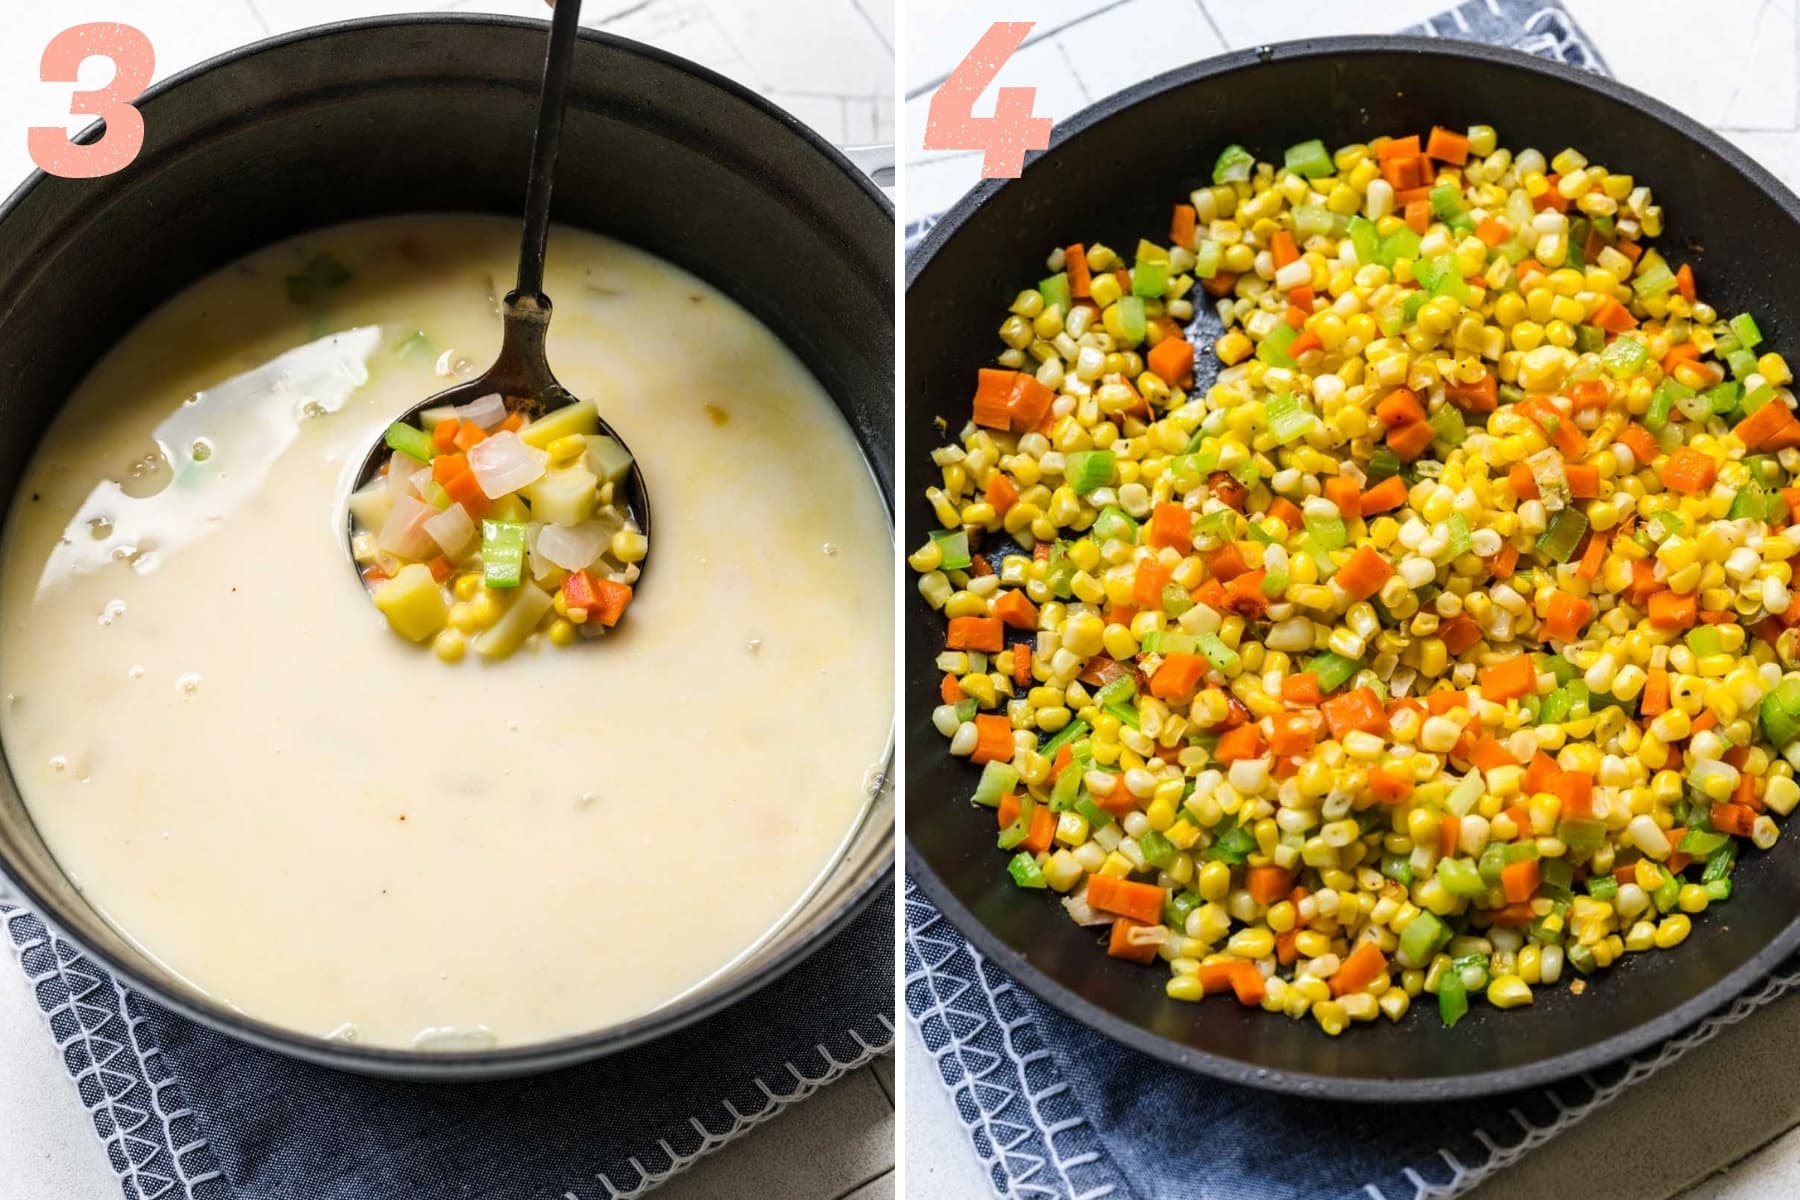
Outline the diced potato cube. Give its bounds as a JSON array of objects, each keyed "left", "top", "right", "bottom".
[
  {"left": 346, "top": 479, "right": 393, "bottom": 532},
  {"left": 373, "top": 563, "right": 449, "bottom": 643},
  {"left": 487, "top": 493, "right": 531, "bottom": 524},
  {"left": 519, "top": 399, "right": 599, "bottom": 448},
  {"left": 473, "top": 582, "right": 554, "bottom": 658},
  {"left": 583, "top": 434, "right": 634, "bottom": 486},
  {"left": 524, "top": 465, "right": 598, "bottom": 527}
]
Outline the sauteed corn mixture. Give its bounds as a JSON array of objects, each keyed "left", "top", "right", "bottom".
[{"left": 912, "top": 124, "right": 1800, "bottom": 1034}]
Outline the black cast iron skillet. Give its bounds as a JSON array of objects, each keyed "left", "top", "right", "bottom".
[
  {"left": 907, "top": 36, "right": 1800, "bottom": 1100},
  {"left": 0, "top": 16, "right": 892, "bottom": 1080}
]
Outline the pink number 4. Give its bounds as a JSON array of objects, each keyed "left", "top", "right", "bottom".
[
  {"left": 924, "top": 22, "right": 1052, "bottom": 179},
  {"left": 28, "top": 23, "right": 155, "bottom": 179}
]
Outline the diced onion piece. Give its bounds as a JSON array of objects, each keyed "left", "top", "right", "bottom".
[
  {"left": 423, "top": 502, "right": 477, "bottom": 558},
  {"left": 386, "top": 450, "right": 426, "bottom": 501},
  {"left": 466, "top": 430, "right": 549, "bottom": 498},
  {"left": 377, "top": 494, "right": 438, "bottom": 559},
  {"left": 456, "top": 392, "right": 507, "bottom": 431},
  {"left": 409, "top": 466, "right": 434, "bottom": 499},
  {"left": 1526, "top": 447, "right": 1569, "bottom": 511},
  {"left": 535, "top": 519, "right": 610, "bottom": 570}
]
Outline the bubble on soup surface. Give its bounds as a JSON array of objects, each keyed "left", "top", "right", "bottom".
[
  {"left": 118, "top": 447, "right": 172, "bottom": 499},
  {"left": 86, "top": 515, "right": 112, "bottom": 539},
  {"left": 98, "top": 599, "right": 126, "bottom": 626},
  {"left": 176, "top": 673, "right": 201, "bottom": 697}
]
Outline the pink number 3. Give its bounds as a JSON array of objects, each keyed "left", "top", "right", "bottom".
[{"left": 27, "top": 23, "right": 155, "bottom": 179}]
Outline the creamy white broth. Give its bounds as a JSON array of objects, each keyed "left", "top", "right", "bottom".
[{"left": 0, "top": 216, "right": 891, "bottom": 1049}]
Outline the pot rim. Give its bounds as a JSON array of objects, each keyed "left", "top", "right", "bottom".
[{"left": 0, "top": 12, "right": 894, "bottom": 1080}]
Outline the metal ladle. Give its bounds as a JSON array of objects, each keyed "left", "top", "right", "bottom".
[{"left": 348, "top": 0, "right": 649, "bottom": 567}]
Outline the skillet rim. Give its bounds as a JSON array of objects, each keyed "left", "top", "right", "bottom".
[{"left": 904, "top": 33, "right": 1800, "bottom": 1100}]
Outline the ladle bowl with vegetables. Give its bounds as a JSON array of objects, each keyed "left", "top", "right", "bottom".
[{"left": 343, "top": 0, "right": 650, "bottom": 661}]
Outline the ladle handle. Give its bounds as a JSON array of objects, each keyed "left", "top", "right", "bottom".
[{"left": 516, "top": 0, "right": 582, "bottom": 301}]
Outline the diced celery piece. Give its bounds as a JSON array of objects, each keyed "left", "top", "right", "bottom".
[
  {"left": 1728, "top": 347, "right": 1759, "bottom": 380},
  {"left": 524, "top": 465, "right": 598, "bottom": 527},
  {"left": 1258, "top": 323, "right": 1299, "bottom": 368},
  {"left": 385, "top": 421, "right": 436, "bottom": 462},
  {"left": 481, "top": 519, "right": 530, "bottom": 588},
  {"left": 1305, "top": 651, "right": 1360, "bottom": 692},
  {"left": 1264, "top": 392, "right": 1316, "bottom": 444},
  {"left": 1398, "top": 911, "right": 1449, "bottom": 968},
  {"left": 972, "top": 760, "right": 1020, "bottom": 807},
  {"left": 1212, "top": 144, "right": 1254, "bottom": 184},
  {"left": 1429, "top": 182, "right": 1465, "bottom": 220},
  {"left": 1731, "top": 312, "right": 1763, "bottom": 349},
  {"left": 1094, "top": 675, "right": 1137, "bottom": 708},
  {"left": 1599, "top": 336, "right": 1647, "bottom": 377},
  {"left": 1442, "top": 514, "right": 1473, "bottom": 561},
  {"left": 582, "top": 434, "right": 635, "bottom": 486},
  {"left": 1283, "top": 138, "right": 1332, "bottom": 179},
  {"left": 1347, "top": 216, "right": 1380, "bottom": 266},
  {"left": 472, "top": 582, "right": 554, "bottom": 658},
  {"left": 1039, "top": 272, "right": 1071, "bottom": 314},
  {"left": 395, "top": 329, "right": 431, "bottom": 360},
  {"left": 1438, "top": 857, "right": 1488, "bottom": 899},
  {"left": 1139, "top": 830, "right": 1176, "bottom": 870},
  {"left": 1428, "top": 405, "right": 1466, "bottom": 447},
  {"left": 1706, "top": 380, "right": 1742, "bottom": 414},
  {"left": 1438, "top": 970, "right": 1468, "bottom": 1027},
  {"left": 1132, "top": 261, "right": 1169, "bottom": 298},
  {"left": 1536, "top": 508, "right": 1588, "bottom": 563},
  {"left": 1377, "top": 227, "right": 1421, "bottom": 267},
  {"left": 929, "top": 528, "right": 971, "bottom": 570},
  {"left": 1094, "top": 506, "right": 1139, "bottom": 543},
  {"left": 1065, "top": 451, "right": 1116, "bottom": 493},
  {"left": 1115, "top": 295, "right": 1147, "bottom": 345},
  {"left": 1007, "top": 851, "right": 1047, "bottom": 889},
  {"left": 372, "top": 563, "right": 449, "bottom": 643},
  {"left": 1761, "top": 678, "right": 1800, "bottom": 749},
  {"left": 1632, "top": 262, "right": 1676, "bottom": 299},
  {"left": 519, "top": 399, "right": 599, "bottom": 448},
  {"left": 1193, "top": 240, "right": 1222, "bottom": 279},
  {"left": 1293, "top": 204, "right": 1335, "bottom": 239},
  {"left": 1196, "top": 631, "right": 1239, "bottom": 675},
  {"left": 1304, "top": 510, "right": 1347, "bottom": 549}
]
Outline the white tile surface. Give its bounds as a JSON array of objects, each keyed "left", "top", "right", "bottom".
[
  {"left": 902, "top": 1, "right": 1800, "bottom": 1197},
  {"left": 0, "top": 3, "right": 892, "bottom": 1198},
  {"left": 0, "top": 0, "right": 892, "bottom": 203},
  {"left": 0, "top": 960, "right": 121, "bottom": 1200}
]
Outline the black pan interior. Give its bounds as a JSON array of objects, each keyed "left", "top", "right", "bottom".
[
  {"left": 0, "top": 16, "right": 892, "bottom": 1077},
  {"left": 906, "top": 37, "right": 1800, "bottom": 1099}
]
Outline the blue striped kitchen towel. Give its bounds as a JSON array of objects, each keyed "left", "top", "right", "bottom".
[{"left": 5, "top": 891, "right": 891, "bottom": 1200}]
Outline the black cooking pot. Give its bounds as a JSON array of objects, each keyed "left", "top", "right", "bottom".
[
  {"left": 906, "top": 36, "right": 1800, "bottom": 1100},
  {"left": 0, "top": 15, "right": 893, "bottom": 1079}
]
